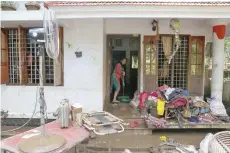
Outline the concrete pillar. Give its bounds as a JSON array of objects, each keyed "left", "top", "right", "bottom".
[{"left": 211, "top": 23, "right": 227, "bottom": 102}]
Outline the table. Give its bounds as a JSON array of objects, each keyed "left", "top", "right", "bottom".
[{"left": 1, "top": 121, "right": 90, "bottom": 153}]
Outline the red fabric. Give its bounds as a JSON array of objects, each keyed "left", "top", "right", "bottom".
[
  {"left": 213, "top": 25, "right": 226, "bottom": 40},
  {"left": 114, "top": 63, "right": 123, "bottom": 80},
  {"left": 167, "top": 97, "right": 187, "bottom": 108},
  {"left": 138, "top": 91, "right": 149, "bottom": 109},
  {"left": 151, "top": 92, "right": 158, "bottom": 98}
]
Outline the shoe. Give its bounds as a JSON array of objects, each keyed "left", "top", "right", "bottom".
[{"left": 112, "top": 100, "right": 120, "bottom": 103}]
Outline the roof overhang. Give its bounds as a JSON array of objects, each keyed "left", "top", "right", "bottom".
[{"left": 45, "top": 1, "right": 230, "bottom": 19}]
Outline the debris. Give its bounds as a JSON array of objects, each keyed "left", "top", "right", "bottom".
[
  {"left": 123, "top": 149, "right": 132, "bottom": 153},
  {"left": 160, "top": 136, "right": 167, "bottom": 142},
  {"left": 82, "top": 111, "right": 126, "bottom": 135},
  {"left": 207, "top": 97, "right": 228, "bottom": 117},
  {"left": 145, "top": 114, "right": 167, "bottom": 128},
  {"left": 149, "top": 138, "right": 198, "bottom": 153},
  {"left": 1, "top": 109, "right": 8, "bottom": 118},
  {"left": 130, "top": 120, "right": 140, "bottom": 128},
  {"left": 199, "top": 133, "right": 213, "bottom": 153}
]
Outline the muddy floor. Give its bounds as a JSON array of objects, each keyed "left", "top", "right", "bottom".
[{"left": 1, "top": 103, "right": 227, "bottom": 153}]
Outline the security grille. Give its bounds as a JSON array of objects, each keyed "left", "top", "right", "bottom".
[
  {"left": 26, "top": 32, "right": 40, "bottom": 84},
  {"left": 44, "top": 51, "right": 54, "bottom": 84},
  {"left": 8, "top": 30, "right": 20, "bottom": 84},
  {"left": 8, "top": 29, "right": 54, "bottom": 85},
  {"left": 158, "top": 35, "right": 189, "bottom": 90}
]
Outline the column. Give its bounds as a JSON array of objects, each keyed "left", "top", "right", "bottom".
[{"left": 211, "top": 22, "right": 227, "bottom": 102}]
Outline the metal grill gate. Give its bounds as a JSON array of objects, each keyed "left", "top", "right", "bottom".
[{"left": 158, "top": 35, "right": 189, "bottom": 90}]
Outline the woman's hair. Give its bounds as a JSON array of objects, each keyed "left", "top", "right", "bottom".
[{"left": 121, "top": 57, "right": 127, "bottom": 61}]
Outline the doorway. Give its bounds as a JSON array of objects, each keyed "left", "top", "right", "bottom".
[{"left": 106, "top": 35, "right": 140, "bottom": 105}]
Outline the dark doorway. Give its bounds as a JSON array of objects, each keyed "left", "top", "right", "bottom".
[
  {"left": 108, "top": 35, "right": 140, "bottom": 102},
  {"left": 130, "top": 51, "right": 139, "bottom": 97}
]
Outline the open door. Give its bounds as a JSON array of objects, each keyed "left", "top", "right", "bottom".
[
  {"left": 188, "top": 36, "right": 205, "bottom": 96},
  {"left": 104, "top": 36, "right": 113, "bottom": 108},
  {"left": 1, "top": 29, "right": 9, "bottom": 84},
  {"left": 143, "top": 36, "right": 158, "bottom": 92}
]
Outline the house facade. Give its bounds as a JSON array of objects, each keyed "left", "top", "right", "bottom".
[{"left": 1, "top": 1, "right": 230, "bottom": 118}]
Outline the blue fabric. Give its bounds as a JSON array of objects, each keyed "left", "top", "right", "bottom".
[
  {"left": 112, "top": 75, "right": 119, "bottom": 90},
  {"left": 181, "top": 90, "right": 189, "bottom": 96},
  {"left": 189, "top": 117, "right": 199, "bottom": 123}
]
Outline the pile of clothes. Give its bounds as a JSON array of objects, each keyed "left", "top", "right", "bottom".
[{"left": 129, "top": 84, "right": 230, "bottom": 128}]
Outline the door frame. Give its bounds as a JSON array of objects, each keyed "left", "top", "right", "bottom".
[{"left": 103, "top": 34, "right": 141, "bottom": 110}]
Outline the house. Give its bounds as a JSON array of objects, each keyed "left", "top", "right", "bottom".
[{"left": 1, "top": 1, "right": 230, "bottom": 118}]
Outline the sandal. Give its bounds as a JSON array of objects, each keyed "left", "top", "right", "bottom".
[
  {"left": 112, "top": 100, "right": 120, "bottom": 103},
  {"left": 130, "top": 120, "right": 140, "bottom": 128}
]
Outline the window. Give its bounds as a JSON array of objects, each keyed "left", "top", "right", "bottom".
[
  {"left": 190, "top": 38, "right": 203, "bottom": 76},
  {"left": 158, "top": 35, "right": 189, "bottom": 89},
  {"left": 131, "top": 55, "right": 138, "bottom": 69},
  {"left": 115, "top": 38, "right": 123, "bottom": 47},
  {"left": 1, "top": 26, "right": 63, "bottom": 86},
  {"left": 145, "top": 43, "right": 157, "bottom": 75}
]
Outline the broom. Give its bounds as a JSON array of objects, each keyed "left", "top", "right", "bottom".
[{"left": 118, "top": 75, "right": 130, "bottom": 103}]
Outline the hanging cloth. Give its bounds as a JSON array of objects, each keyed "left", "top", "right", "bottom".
[{"left": 161, "top": 36, "right": 172, "bottom": 78}]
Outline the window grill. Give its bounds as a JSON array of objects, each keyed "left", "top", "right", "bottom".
[
  {"left": 44, "top": 51, "right": 54, "bottom": 84},
  {"left": 8, "top": 30, "right": 20, "bottom": 84},
  {"left": 26, "top": 33, "right": 40, "bottom": 84},
  {"left": 158, "top": 35, "right": 188, "bottom": 90},
  {"left": 173, "top": 36, "right": 188, "bottom": 89},
  {"left": 7, "top": 29, "right": 54, "bottom": 85}
]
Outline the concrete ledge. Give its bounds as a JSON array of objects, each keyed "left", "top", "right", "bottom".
[{"left": 1, "top": 11, "right": 43, "bottom": 21}]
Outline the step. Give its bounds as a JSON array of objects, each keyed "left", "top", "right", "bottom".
[{"left": 86, "top": 132, "right": 207, "bottom": 152}]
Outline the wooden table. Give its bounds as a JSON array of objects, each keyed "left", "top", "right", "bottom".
[{"left": 1, "top": 121, "right": 90, "bottom": 153}]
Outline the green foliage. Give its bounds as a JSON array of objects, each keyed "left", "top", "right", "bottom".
[{"left": 225, "top": 37, "right": 230, "bottom": 61}]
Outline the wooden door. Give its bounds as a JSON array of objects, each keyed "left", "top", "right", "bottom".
[
  {"left": 1, "top": 29, "right": 9, "bottom": 84},
  {"left": 188, "top": 36, "right": 205, "bottom": 96},
  {"left": 143, "top": 36, "right": 158, "bottom": 92},
  {"left": 105, "top": 37, "right": 113, "bottom": 107}
]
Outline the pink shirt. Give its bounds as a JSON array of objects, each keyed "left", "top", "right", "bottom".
[{"left": 114, "top": 63, "right": 123, "bottom": 80}]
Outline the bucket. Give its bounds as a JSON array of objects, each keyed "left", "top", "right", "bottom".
[{"left": 118, "top": 96, "right": 130, "bottom": 103}]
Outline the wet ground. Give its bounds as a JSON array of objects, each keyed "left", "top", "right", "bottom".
[{"left": 1, "top": 103, "right": 228, "bottom": 153}]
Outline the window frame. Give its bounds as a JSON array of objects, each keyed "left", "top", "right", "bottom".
[{"left": 2, "top": 27, "right": 64, "bottom": 86}]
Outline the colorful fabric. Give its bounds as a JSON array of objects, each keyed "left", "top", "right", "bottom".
[
  {"left": 112, "top": 75, "right": 120, "bottom": 91},
  {"left": 113, "top": 63, "right": 124, "bottom": 80},
  {"left": 157, "top": 84, "right": 169, "bottom": 92},
  {"left": 138, "top": 91, "right": 149, "bottom": 109},
  {"left": 167, "top": 97, "right": 187, "bottom": 108},
  {"left": 157, "top": 99, "right": 165, "bottom": 115}
]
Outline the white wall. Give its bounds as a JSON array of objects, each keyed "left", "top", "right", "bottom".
[{"left": 1, "top": 19, "right": 105, "bottom": 118}]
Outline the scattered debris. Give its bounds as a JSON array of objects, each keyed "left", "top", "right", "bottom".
[
  {"left": 1, "top": 109, "right": 8, "bottom": 118},
  {"left": 123, "top": 149, "right": 132, "bottom": 153},
  {"left": 149, "top": 138, "right": 198, "bottom": 153},
  {"left": 82, "top": 111, "right": 126, "bottom": 135},
  {"left": 145, "top": 114, "right": 167, "bottom": 128},
  {"left": 129, "top": 84, "right": 230, "bottom": 129}
]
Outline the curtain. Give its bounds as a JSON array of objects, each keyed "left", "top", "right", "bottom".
[{"left": 161, "top": 36, "right": 172, "bottom": 78}]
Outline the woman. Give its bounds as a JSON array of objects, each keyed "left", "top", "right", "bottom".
[{"left": 112, "top": 57, "right": 127, "bottom": 103}]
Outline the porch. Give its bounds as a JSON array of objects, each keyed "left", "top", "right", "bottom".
[{"left": 1, "top": 1, "right": 230, "bottom": 123}]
